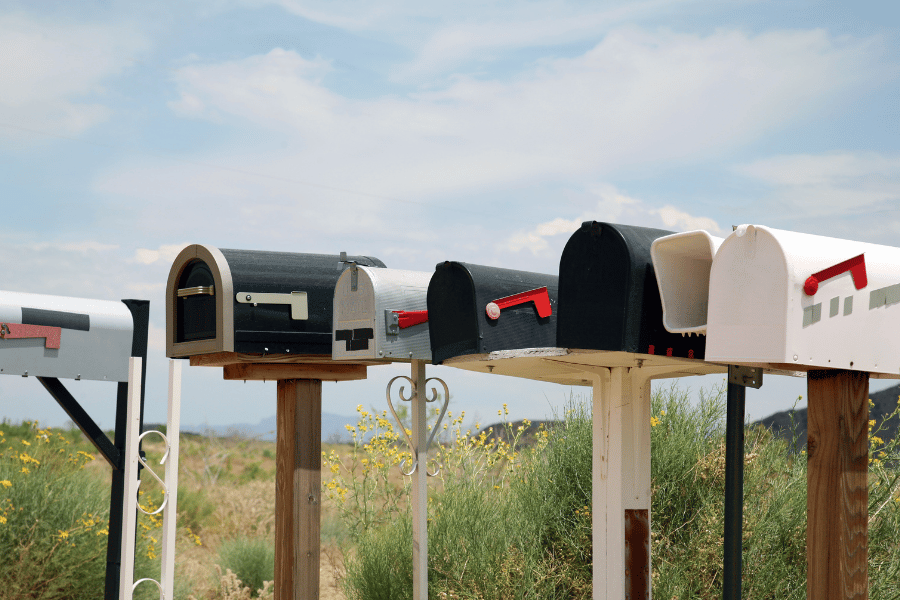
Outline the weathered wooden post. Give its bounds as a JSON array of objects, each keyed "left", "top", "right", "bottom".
[{"left": 166, "top": 245, "right": 383, "bottom": 599}]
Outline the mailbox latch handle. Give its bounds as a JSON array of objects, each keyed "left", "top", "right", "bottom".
[
  {"left": 236, "top": 292, "right": 309, "bottom": 320},
  {"left": 338, "top": 252, "right": 360, "bottom": 291}
]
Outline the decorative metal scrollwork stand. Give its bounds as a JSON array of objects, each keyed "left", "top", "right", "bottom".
[
  {"left": 386, "top": 362, "right": 450, "bottom": 477},
  {"left": 120, "top": 359, "right": 182, "bottom": 600},
  {"left": 385, "top": 359, "right": 449, "bottom": 600}
]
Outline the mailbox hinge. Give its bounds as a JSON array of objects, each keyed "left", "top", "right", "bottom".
[
  {"left": 236, "top": 291, "right": 309, "bottom": 320},
  {"left": 338, "top": 252, "right": 359, "bottom": 291},
  {"left": 728, "top": 365, "right": 763, "bottom": 389}
]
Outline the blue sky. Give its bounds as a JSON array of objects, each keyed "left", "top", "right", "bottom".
[{"left": 1, "top": 0, "right": 898, "bottom": 431}]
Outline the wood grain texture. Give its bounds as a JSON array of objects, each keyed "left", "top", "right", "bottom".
[
  {"left": 275, "top": 380, "right": 322, "bottom": 600},
  {"left": 223, "top": 362, "right": 366, "bottom": 381},
  {"left": 807, "top": 370, "right": 869, "bottom": 600}
]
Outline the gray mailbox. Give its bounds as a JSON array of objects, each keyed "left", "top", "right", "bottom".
[
  {"left": 0, "top": 290, "right": 134, "bottom": 381},
  {"left": 332, "top": 265, "right": 432, "bottom": 362}
]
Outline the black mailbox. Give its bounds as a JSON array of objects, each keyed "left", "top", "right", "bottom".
[
  {"left": 557, "top": 221, "right": 705, "bottom": 360},
  {"left": 166, "top": 244, "right": 385, "bottom": 358},
  {"left": 427, "top": 261, "right": 558, "bottom": 365}
]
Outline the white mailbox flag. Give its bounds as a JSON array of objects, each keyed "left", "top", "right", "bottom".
[
  {"left": 704, "top": 225, "right": 900, "bottom": 376},
  {"left": 0, "top": 291, "right": 134, "bottom": 381},
  {"left": 333, "top": 266, "right": 432, "bottom": 362}
]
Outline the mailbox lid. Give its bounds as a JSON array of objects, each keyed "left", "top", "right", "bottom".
[
  {"left": 0, "top": 291, "right": 134, "bottom": 381},
  {"left": 557, "top": 221, "right": 706, "bottom": 360},
  {"left": 707, "top": 224, "right": 900, "bottom": 375},
  {"left": 167, "top": 244, "right": 385, "bottom": 357},
  {"left": 427, "top": 261, "right": 558, "bottom": 365},
  {"left": 333, "top": 266, "right": 432, "bottom": 361}
]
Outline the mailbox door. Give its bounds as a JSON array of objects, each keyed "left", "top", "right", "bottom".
[
  {"left": 428, "top": 262, "right": 558, "bottom": 364},
  {"left": 167, "top": 245, "right": 385, "bottom": 358},
  {"left": 557, "top": 221, "right": 706, "bottom": 360},
  {"left": 0, "top": 291, "right": 134, "bottom": 381},
  {"left": 333, "top": 267, "right": 432, "bottom": 361}
]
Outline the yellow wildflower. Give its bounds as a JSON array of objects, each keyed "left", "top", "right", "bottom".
[{"left": 0, "top": 480, "right": 11, "bottom": 488}]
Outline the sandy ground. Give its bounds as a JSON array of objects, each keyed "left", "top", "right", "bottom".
[{"left": 319, "top": 547, "right": 347, "bottom": 600}]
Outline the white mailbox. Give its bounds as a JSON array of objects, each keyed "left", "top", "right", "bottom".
[
  {"left": 332, "top": 266, "right": 432, "bottom": 362},
  {"left": 0, "top": 291, "right": 134, "bottom": 381},
  {"left": 682, "top": 225, "right": 900, "bottom": 376}
]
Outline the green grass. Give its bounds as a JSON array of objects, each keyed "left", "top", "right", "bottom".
[{"left": 216, "top": 535, "right": 275, "bottom": 597}]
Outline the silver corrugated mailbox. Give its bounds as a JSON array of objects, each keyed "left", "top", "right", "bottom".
[
  {"left": 332, "top": 265, "right": 432, "bottom": 362},
  {"left": 0, "top": 290, "right": 134, "bottom": 381}
]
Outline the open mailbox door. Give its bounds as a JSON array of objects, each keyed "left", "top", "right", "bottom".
[
  {"left": 166, "top": 244, "right": 385, "bottom": 359},
  {"left": 332, "top": 266, "right": 432, "bottom": 362},
  {"left": 705, "top": 224, "right": 900, "bottom": 376},
  {"left": 0, "top": 290, "right": 134, "bottom": 381}
]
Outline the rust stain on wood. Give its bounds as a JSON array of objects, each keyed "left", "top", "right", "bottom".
[{"left": 624, "top": 509, "right": 650, "bottom": 600}]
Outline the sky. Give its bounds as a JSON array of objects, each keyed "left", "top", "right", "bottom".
[{"left": 0, "top": 0, "right": 898, "bottom": 432}]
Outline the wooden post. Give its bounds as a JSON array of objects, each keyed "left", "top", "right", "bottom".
[
  {"left": 807, "top": 369, "right": 869, "bottom": 600},
  {"left": 276, "top": 379, "right": 322, "bottom": 600},
  {"left": 591, "top": 367, "right": 651, "bottom": 600}
]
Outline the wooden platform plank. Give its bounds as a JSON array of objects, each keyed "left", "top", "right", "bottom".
[{"left": 223, "top": 362, "right": 367, "bottom": 381}]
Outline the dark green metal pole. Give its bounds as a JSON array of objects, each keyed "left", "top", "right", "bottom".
[{"left": 723, "top": 378, "right": 745, "bottom": 600}]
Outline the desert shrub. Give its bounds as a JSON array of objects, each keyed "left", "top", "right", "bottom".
[{"left": 215, "top": 535, "right": 275, "bottom": 597}]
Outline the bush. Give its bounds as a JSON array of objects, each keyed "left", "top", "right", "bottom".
[
  {"left": 0, "top": 422, "right": 162, "bottom": 600},
  {"left": 336, "top": 384, "right": 900, "bottom": 600},
  {"left": 216, "top": 535, "right": 275, "bottom": 597}
]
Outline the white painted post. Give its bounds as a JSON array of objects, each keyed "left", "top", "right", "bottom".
[
  {"left": 160, "top": 359, "right": 182, "bottom": 599},
  {"left": 119, "top": 358, "right": 183, "bottom": 600},
  {"left": 119, "top": 357, "right": 142, "bottom": 600},
  {"left": 411, "top": 359, "right": 429, "bottom": 600},
  {"left": 591, "top": 366, "right": 652, "bottom": 600}
]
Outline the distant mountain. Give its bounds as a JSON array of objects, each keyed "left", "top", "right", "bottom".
[
  {"left": 754, "top": 383, "right": 900, "bottom": 452},
  {"left": 148, "top": 412, "right": 357, "bottom": 443}
]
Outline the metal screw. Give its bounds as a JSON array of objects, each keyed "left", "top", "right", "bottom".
[{"left": 246, "top": 294, "right": 252, "bottom": 301}]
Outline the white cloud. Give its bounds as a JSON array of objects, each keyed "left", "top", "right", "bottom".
[
  {"left": 736, "top": 152, "right": 900, "bottom": 216},
  {"left": 147, "top": 27, "right": 883, "bottom": 208},
  {"left": 0, "top": 14, "right": 149, "bottom": 139},
  {"left": 133, "top": 244, "right": 189, "bottom": 265},
  {"left": 499, "top": 184, "right": 723, "bottom": 257},
  {"left": 654, "top": 205, "right": 724, "bottom": 235},
  {"left": 733, "top": 152, "right": 900, "bottom": 243}
]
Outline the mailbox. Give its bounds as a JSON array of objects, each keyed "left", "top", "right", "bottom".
[
  {"left": 427, "top": 262, "right": 558, "bottom": 365},
  {"left": 557, "top": 221, "right": 706, "bottom": 361},
  {"left": 332, "top": 266, "right": 432, "bottom": 362},
  {"left": 0, "top": 290, "right": 134, "bottom": 381},
  {"left": 166, "top": 245, "right": 385, "bottom": 358},
  {"left": 705, "top": 224, "right": 900, "bottom": 376}
]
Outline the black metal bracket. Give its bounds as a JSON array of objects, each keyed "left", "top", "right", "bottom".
[
  {"left": 728, "top": 365, "right": 763, "bottom": 388},
  {"left": 37, "top": 376, "right": 121, "bottom": 470}
]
